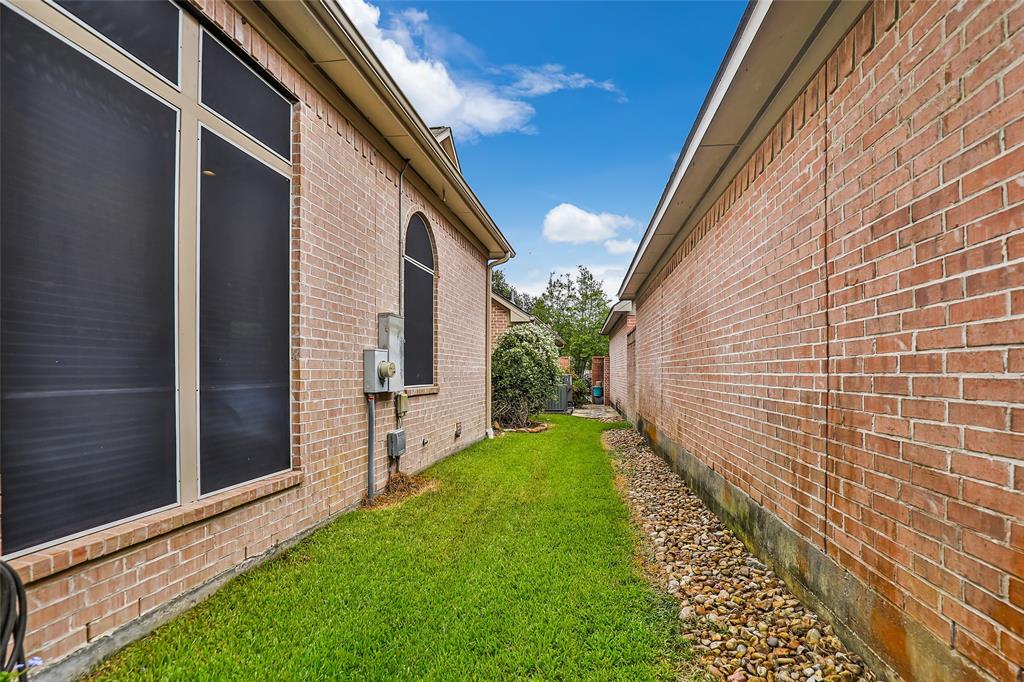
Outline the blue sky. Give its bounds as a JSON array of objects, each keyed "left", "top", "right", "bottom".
[{"left": 342, "top": 0, "right": 746, "bottom": 299}]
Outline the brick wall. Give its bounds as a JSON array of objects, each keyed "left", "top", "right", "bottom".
[
  {"left": 608, "top": 315, "right": 636, "bottom": 419},
  {"left": 15, "top": 0, "right": 490, "bottom": 670},
  {"left": 591, "top": 356, "right": 608, "bottom": 395},
  {"left": 491, "top": 298, "right": 512, "bottom": 346},
  {"left": 634, "top": 1, "right": 1024, "bottom": 679}
]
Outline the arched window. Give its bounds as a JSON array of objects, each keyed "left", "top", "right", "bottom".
[{"left": 404, "top": 214, "right": 435, "bottom": 386}]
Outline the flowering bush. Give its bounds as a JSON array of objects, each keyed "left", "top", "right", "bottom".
[{"left": 491, "top": 323, "right": 561, "bottom": 429}]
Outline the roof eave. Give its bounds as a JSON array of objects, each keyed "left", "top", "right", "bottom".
[
  {"left": 491, "top": 292, "right": 533, "bottom": 322},
  {"left": 601, "top": 300, "right": 634, "bottom": 336},
  {"left": 259, "top": 0, "right": 513, "bottom": 260},
  {"left": 618, "top": 0, "right": 867, "bottom": 300}
]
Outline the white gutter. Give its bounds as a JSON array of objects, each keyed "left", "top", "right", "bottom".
[
  {"left": 618, "top": 0, "right": 867, "bottom": 300},
  {"left": 622, "top": 0, "right": 770, "bottom": 297},
  {"left": 255, "top": 0, "right": 514, "bottom": 260},
  {"left": 600, "top": 300, "right": 635, "bottom": 336}
]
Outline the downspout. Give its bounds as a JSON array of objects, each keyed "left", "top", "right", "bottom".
[
  {"left": 485, "top": 251, "right": 511, "bottom": 437},
  {"left": 397, "top": 159, "right": 410, "bottom": 352},
  {"left": 398, "top": 159, "right": 410, "bottom": 280},
  {"left": 390, "top": 159, "right": 410, "bottom": 485}
]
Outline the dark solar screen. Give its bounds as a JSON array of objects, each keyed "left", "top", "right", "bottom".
[
  {"left": 201, "top": 31, "right": 291, "bottom": 158},
  {"left": 405, "top": 214, "right": 434, "bottom": 270},
  {"left": 403, "top": 262, "right": 434, "bottom": 386},
  {"left": 1, "top": 8, "right": 178, "bottom": 553},
  {"left": 199, "top": 131, "right": 290, "bottom": 495},
  {"left": 57, "top": 0, "right": 180, "bottom": 83}
]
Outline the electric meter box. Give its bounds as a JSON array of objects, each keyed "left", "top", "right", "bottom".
[
  {"left": 363, "top": 348, "right": 397, "bottom": 394},
  {"left": 377, "top": 313, "right": 405, "bottom": 393}
]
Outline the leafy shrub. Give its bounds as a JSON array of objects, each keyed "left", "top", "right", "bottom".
[
  {"left": 491, "top": 323, "right": 561, "bottom": 429},
  {"left": 572, "top": 375, "right": 591, "bottom": 405}
]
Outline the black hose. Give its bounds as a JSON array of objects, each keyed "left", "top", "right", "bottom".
[{"left": 0, "top": 560, "right": 28, "bottom": 677}]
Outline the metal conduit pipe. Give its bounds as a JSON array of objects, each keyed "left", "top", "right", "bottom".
[{"left": 366, "top": 394, "right": 376, "bottom": 501}]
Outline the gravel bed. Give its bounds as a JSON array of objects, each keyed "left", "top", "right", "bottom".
[{"left": 604, "top": 428, "right": 874, "bottom": 682}]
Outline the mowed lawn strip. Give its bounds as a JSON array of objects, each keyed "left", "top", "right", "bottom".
[{"left": 92, "top": 415, "right": 687, "bottom": 681}]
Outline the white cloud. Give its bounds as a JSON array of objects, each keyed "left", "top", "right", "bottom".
[
  {"left": 604, "top": 238, "right": 638, "bottom": 255},
  {"left": 339, "top": 0, "right": 532, "bottom": 138},
  {"left": 337, "top": 0, "right": 621, "bottom": 138},
  {"left": 542, "top": 203, "right": 637, "bottom": 244},
  {"left": 505, "top": 64, "right": 622, "bottom": 100},
  {"left": 587, "top": 265, "right": 627, "bottom": 300}
]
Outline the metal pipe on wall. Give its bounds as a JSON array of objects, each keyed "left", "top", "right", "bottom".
[
  {"left": 397, "top": 158, "right": 410, "bottom": 327},
  {"left": 366, "top": 394, "right": 376, "bottom": 501}
]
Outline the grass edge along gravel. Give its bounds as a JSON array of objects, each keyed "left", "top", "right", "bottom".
[{"left": 90, "top": 415, "right": 699, "bottom": 681}]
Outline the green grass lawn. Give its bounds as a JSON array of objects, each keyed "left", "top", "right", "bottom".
[{"left": 92, "top": 415, "right": 688, "bottom": 681}]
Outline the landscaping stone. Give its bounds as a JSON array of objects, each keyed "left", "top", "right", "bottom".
[{"left": 604, "top": 428, "right": 875, "bottom": 682}]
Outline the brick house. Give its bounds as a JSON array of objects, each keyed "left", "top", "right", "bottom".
[
  {"left": 0, "top": 0, "right": 512, "bottom": 676},
  {"left": 489, "top": 291, "right": 565, "bottom": 350},
  {"left": 601, "top": 301, "right": 635, "bottom": 420},
  {"left": 490, "top": 292, "right": 535, "bottom": 345},
  {"left": 617, "top": 1, "right": 1024, "bottom": 680}
]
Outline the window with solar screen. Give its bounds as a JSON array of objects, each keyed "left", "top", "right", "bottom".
[
  {"left": 0, "top": 8, "right": 178, "bottom": 553},
  {"left": 198, "top": 130, "right": 291, "bottom": 495},
  {"left": 404, "top": 214, "right": 436, "bottom": 387},
  {"left": 0, "top": 3, "right": 294, "bottom": 555}
]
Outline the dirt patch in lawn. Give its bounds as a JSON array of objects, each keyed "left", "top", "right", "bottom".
[
  {"left": 363, "top": 472, "right": 438, "bottom": 510},
  {"left": 497, "top": 421, "right": 553, "bottom": 434}
]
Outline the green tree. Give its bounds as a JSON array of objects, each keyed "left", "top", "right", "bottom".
[
  {"left": 533, "top": 266, "right": 611, "bottom": 377},
  {"left": 491, "top": 269, "right": 536, "bottom": 313},
  {"left": 491, "top": 323, "right": 561, "bottom": 428}
]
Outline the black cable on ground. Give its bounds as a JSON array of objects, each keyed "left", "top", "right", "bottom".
[{"left": 0, "top": 560, "right": 28, "bottom": 677}]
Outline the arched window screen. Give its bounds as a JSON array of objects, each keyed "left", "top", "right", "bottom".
[{"left": 404, "top": 214, "right": 435, "bottom": 386}]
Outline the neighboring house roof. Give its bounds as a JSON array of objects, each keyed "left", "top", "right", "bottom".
[
  {"left": 491, "top": 292, "right": 533, "bottom": 323},
  {"left": 618, "top": 0, "right": 867, "bottom": 300},
  {"left": 257, "top": 1, "right": 514, "bottom": 261},
  {"left": 600, "top": 300, "right": 634, "bottom": 336},
  {"left": 491, "top": 292, "right": 565, "bottom": 347},
  {"left": 429, "top": 126, "right": 461, "bottom": 172}
]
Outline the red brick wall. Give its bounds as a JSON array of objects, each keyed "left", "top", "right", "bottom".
[
  {"left": 490, "top": 299, "right": 512, "bottom": 347},
  {"left": 608, "top": 316, "right": 636, "bottom": 419},
  {"left": 15, "top": 0, "right": 490, "bottom": 670},
  {"left": 591, "top": 356, "right": 607, "bottom": 387},
  {"left": 634, "top": 2, "right": 1024, "bottom": 679},
  {"left": 558, "top": 356, "right": 571, "bottom": 373}
]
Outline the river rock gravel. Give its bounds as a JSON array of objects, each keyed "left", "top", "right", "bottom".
[{"left": 603, "top": 428, "right": 874, "bottom": 682}]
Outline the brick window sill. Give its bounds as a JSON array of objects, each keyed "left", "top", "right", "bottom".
[
  {"left": 10, "top": 470, "right": 304, "bottom": 585},
  {"left": 406, "top": 385, "right": 439, "bottom": 397}
]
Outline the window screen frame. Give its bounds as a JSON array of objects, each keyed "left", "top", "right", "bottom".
[
  {"left": 198, "top": 28, "right": 292, "bottom": 163},
  {"left": 49, "top": 0, "right": 183, "bottom": 90},
  {"left": 402, "top": 213, "right": 438, "bottom": 388},
  {"left": 0, "top": 1, "right": 183, "bottom": 559},
  {"left": 194, "top": 123, "right": 294, "bottom": 499},
  {"left": 0, "top": 0, "right": 296, "bottom": 558}
]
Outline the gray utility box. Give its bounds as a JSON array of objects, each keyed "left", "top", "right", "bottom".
[
  {"left": 364, "top": 348, "right": 397, "bottom": 394},
  {"left": 378, "top": 313, "right": 404, "bottom": 393},
  {"left": 387, "top": 429, "right": 406, "bottom": 459}
]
